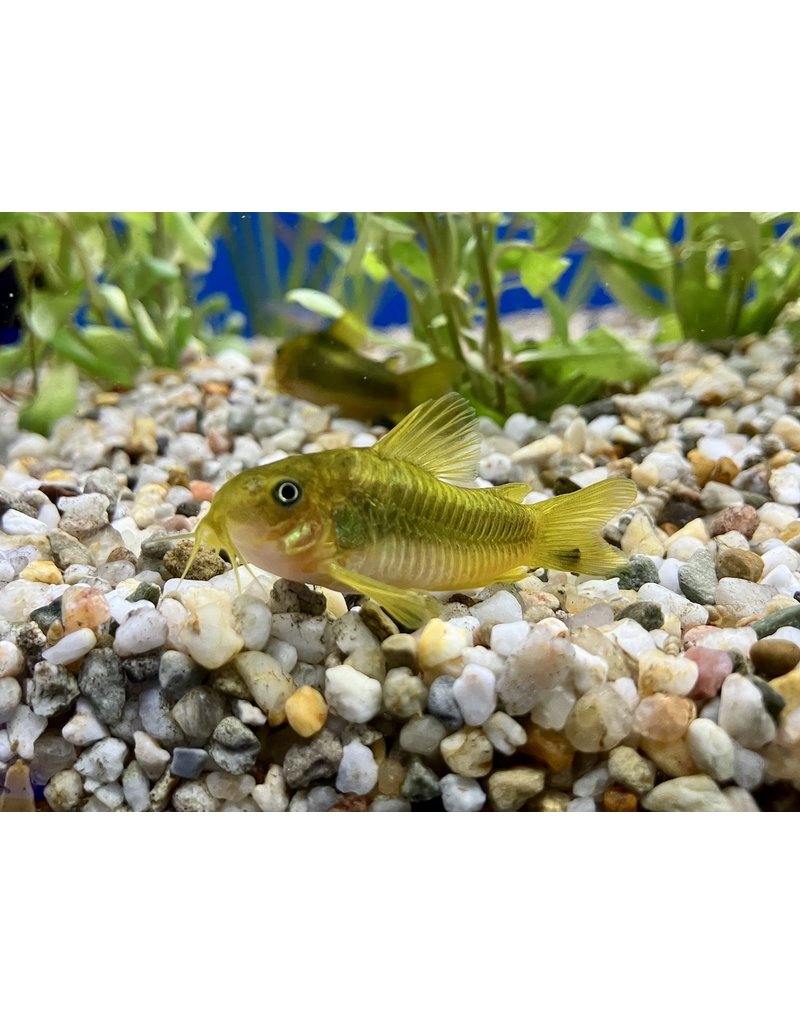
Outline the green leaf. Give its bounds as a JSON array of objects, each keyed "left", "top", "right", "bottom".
[
  {"left": 530, "top": 212, "right": 589, "bottom": 252},
  {"left": 0, "top": 343, "right": 30, "bottom": 378},
  {"left": 27, "top": 291, "right": 79, "bottom": 342},
  {"left": 388, "top": 239, "right": 434, "bottom": 284},
  {"left": 98, "top": 283, "right": 132, "bottom": 324},
  {"left": 285, "top": 288, "right": 346, "bottom": 320},
  {"left": 361, "top": 248, "right": 389, "bottom": 283},
  {"left": 494, "top": 242, "right": 534, "bottom": 273},
  {"left": 366, "top": 214, "right": 417, "bottom": 239},
  {"left": 164, "top": 212, "right": 214, "bottom": 270},
  {"left": 516, "top": 328, "right": 656, "bottom": 385},
  {"left": 141, "top": 255, "right": 181, "bottom": 283},
  {"left": 130, "top": 300, "right": 165, "bottom": 360},
  {"left": 519, "top": 251, "right": 569, "bottom": 297},
  {"left": 653, "top": 312, "right": 683, "bottom": 344},
  {"left": 18, "top": 360, "right": 79, "bottom": 435},
  {"left": 51, "top": 326, "right": 140, "bottom": 386}
]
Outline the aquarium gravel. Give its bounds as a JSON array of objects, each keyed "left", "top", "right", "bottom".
[{"left": 2, "top": 329, "right": 800, "bottom": 811}]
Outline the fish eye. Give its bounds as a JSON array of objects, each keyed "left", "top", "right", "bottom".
[{"left": 273, "top": 479, "right": 303, "bottom": 508}]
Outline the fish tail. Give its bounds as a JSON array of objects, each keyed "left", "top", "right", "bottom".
[{"left": 529, "top": 478, "right": 637, "bottom": 576}]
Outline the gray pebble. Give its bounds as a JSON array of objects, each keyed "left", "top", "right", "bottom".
[
  {"left": 172, "top": 687, "right": 226, "bottom": 745},
  {"left": 616, "top": 555, "right": 660, "bottom": 591},
  {"left": 30, "top": 732, "right": 77, "bottom": 785},
  {"left": 122, "top": 652, "right": 163, "bottom": 689},
  {"left": 400, "top": 758, "right": 442, "bottom": 802},
  {"left": 678, "top": 548, "right": 718, "bottom": 605},
  {"left": 78, "top": 648, "right": 126, "bottom": 724},
  {"left": 613, "top": 601, "right": 665, "bottom": 631},
  {"left": 427, "top": 676, "right": 464, "bottom": 731},
  {"left": 28, "top": 661, "right": 80, "bottom": 717},
  {"left": 138, "top": 686, "right": 186, "bottom": 747},
  {"left": 399, "top": 715, "right": 447, "bottom": 755},
  {"left": 208, "top": 716, "right": 261, "bottom": 774},
  {"left": 29, "top": 597, "right": 63, "bottom": 633},
  {"left": 307, "top": 785, "right": 340, "bottom": 811},
  {"left": 108, "top": 698, "right": 143, "bottom": 743},
  {"left": 283, "top": 729, "right": 343, "bottom": 789},
  {"left": 170, "top": 746, "right": 211, "bottom": 779},
  {"left": 159, "top": 649, "right": 207, "bottom": 701},
  {"left": 49, "top": 530, "right": 93, "bottom": 571}
]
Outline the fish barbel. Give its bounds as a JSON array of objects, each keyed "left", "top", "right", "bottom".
[{"left": 182, "top": 393, "right": 637, "bottom": 626}]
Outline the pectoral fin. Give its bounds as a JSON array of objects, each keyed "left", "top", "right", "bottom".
[{"left": 327, "top": 562, "right": 440, "bottom": 628}]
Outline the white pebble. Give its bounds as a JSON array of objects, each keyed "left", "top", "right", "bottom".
[
  {"left": 74, "top": 737, "right": 128, "bottom": 782},
  {"left": 573, "top": 764, "right": 610, "bottom": 798},
  {"left": 718, "top": 674, "right": 776, "bottom": 749},
  {"left": 772, "top": 626, "right": 800, "bottom": 645},
  {"left": 667, "top": 536, "right": 707, "bottom": 562},
  {"left": 482, "top": 711, "right": 527, "bottom": 755},
  {"left": 612, "top": 676, "right": 639, "bottom": 710},
  {"left": 687, "top": 718, "right": 735, "bottom": 781},
  {"left": 252, "top": 765, "right": 289, "bottom": 811},
  {"left": 232, "top": 699, "right": 267, "bottom": 727},
  {"left": 113, "top": 607, "right": 168, "bottom": 656},
  {"left": 490, "top": 620, "right": 531, "bottom": 657},
  {"left": 7, "top": 704, "right": 47, "bottom": 758},
  {"left": 440, "top": 774, "right": 486, "bottom": 812},
  {"left": 637, "top": 582, "right": 709, "bottom": 626},
  {"left": 62, "top": 699, "right": 110, "bottom": 746},
  {"left": 335, "top": 740, "right": 378, "bottom": 795},
  {"left": 133, "top": 729, "right": 171, "bottom": 780},
  {"left": 571, "top": 645, "right": 608, "bottom": 694},
  {"left": 452, "top": 664, "right": 497, "bottom": 726},
  {"left": 723, "top": 786, "right": 760, "bottom": 811},
  {"left": 43, "top": 627, "right": 97, "bottom": 665},
  {"left": 324, "top": 664, "right": 382, "bottom": 723},
  {"left": 638, "top": 649, "right": 698, "bottom": 697},
  {"left": 207, "top": 771, "right": 255, "bottom": 803},
  {"left": 760, "top": 544, "right": 800, "bottom": 576},
  {"left": 759, "top": 564, "right": 800, "bottom": 595},
  {"left": 567, "top": 798, "right": 596, "bottom": 812},
  {"left": 769, "top": 463, "right": 800, "bottom": 504},
  {"left": 265, "top": 637, "right": 299, "bottom": 674},
  {"left": 122, "top": 762, "right": 151, "bottom": 811},
  {"left": 0, "top": 677, "right": 22, "bottom": 724},
  {"left": 1, "top": 508, "right": 50, "bottom": 535},
  {"left": 232, "top": 595, "right": 272, "bottom": 651},
  {"left": 657, "top": 558, "right": 682, "bottom": 593},
  {"left": 732, "top": 745, "right": 766, "bottom": 790},
  {"left": 470, "top": 590, "right": 522, "bottom": 625},
  {"left": 0, "top": 641, "right": 25, "bottom": 678},
  {"left": 608, "top": 618, "right": 657, "bottom": 660}
]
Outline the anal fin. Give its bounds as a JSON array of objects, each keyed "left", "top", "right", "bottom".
[{"left": 327, "top": 562, "right": 440, "bottom": 629}]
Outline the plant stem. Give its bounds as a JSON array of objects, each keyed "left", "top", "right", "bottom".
[
  {"left": 469, "top": 213, "right": 504, "bottom": 375},
  {"left": 416, "top": 212, "right": 463, "bottom": 362},
  {"left": 52, "top": 213, "right": 111, "bottom": 326}
]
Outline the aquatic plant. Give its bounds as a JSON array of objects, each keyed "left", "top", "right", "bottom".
[
  {"left": 0, "top": 212, "right": 237, "bottom": 434},
  {"left": 584, "top": 212, "right": 800, "bottom": 343}
]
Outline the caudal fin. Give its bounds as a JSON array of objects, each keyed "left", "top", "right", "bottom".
[{"left": 530, "top": 478, "right": 637, "bottom": 576}]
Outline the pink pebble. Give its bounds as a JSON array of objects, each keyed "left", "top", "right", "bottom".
[
  {"left": 189, "top": 480, "right": 215, "bottom": 503},
  {"left": 685, "top": 647, "right": 733, "bottom": 699}
]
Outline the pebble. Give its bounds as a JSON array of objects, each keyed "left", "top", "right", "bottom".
[
  {"left": 324, "top": 664, "right": 382, "bottom": 723},
  {"left": 482, "top": 711, "right": 527, "bottom": 755},
  {"left": 307, "top": 786, "right": 340, "bottom": 812},
  {"left": 687, "top": 718, "right": 735, "bottom": 781},
  {"left": 42, "top": 627, "right": 97, "bottom": 665},
  {"left": 138, "top": 687, "right": 185, "bottom": 746},
  {"left": 252, "top": 766, "right": 289, "bottom": 811},
  {"left": 452, "top": 664, "right": 496, "bottom": 726},
  {"left": 499, "top": 631, "right": 575, "bottom": 715},
  {"left": 399, "top": 715, "right": 447, "bottom": 755},
  {"left": 208, "top": 716, "right": 261, "bottom": 774},
  {"left": 400, "top": 758, "right": 441, "bottom": 802},
  {"left": 0, "top": 677, "right": 22, "bottom": 725},
  {"left": 750, "top": 638, "right": 800, "bottom": 679},
  {"left": 426, "top": 676, "right": 463, "bottom": 731},
  {"left": 440, "top": 774, "right": 486, "bottom": 812},
  {"left": 1, "top": 508, "right": 50, "bottom": 535},
  {"left": 769, "top": 463, "right": 800, "bottom": 504},
  {"left": 269, "top": 613, "right": 329, "bottom": 665},
  {"left": 614, "top": 602, "right": 664, "bottom": 632},
  {"left": 616, "top": 555, "right": 660, "bottom": 590},
  {"left": 608, "top": 746, "right": 656, "bottom": 795},
  {"left": 177, "top": 588, "right": 243, "bottom": 669},
  {"left": 417, "top": 619, "right": 469, "bottom": 677},
  {"left": 564, "top": 683, "right": 633, "bottom": 752},
  {"left": 642, "top": 775, "right": 731, "bottom": 812},
  {"left": 567, "top": 798, "right": 596, "bottom": 812},
  {"left": 716, "top": 547, "right": 764, "bottom": 583},
  {"left": 488, "top": 767, "right": 545, "bottom": 811},
  {"left": 677, "top": 549, "right": 718, "bottom": 605},
  {"left": 685, "top": 647, "right": 732, "bottom": 699},
  {"left": 28, "top": 661, "right": 80, "bottom": 716},
  {"left": 235, "top": 650, "right": 295, "bottom": 726},
  {"left": 121, "top": 761, "right": 150, "bottom": 811},
  {"left": 440, "top": 727, "right": 493, "bottom": 777},
  {"left": 636, "top": 583, "right": 709, "bottom": 626},
  {"left": 709, "top": 504, "right": 759, "bottom": 539},
  {"left": 490, "top": 620, "right": 531, "bottom": 657},
  {"left": 74, "top": 737, "right": 128, "bottom": 783},
  {"left": 573, "top": 764, "right": 610, "bottom": 799},
  {"left": 133, "top": 730, "right": 171, "bottom": 780},
  {"left": 0, "top": 641, "right": 25, "bottom": 679},
  {"left": 633, "top": 693, "right": 695, "bottom": 742},
  {"left": 470, "top": 590, "right": 522, "bottom": 625},
  {"left": 77, "top": 648, "right": 126, "bottom": 724},
  {"left": 207, "top": 770, "right": 255, "bottom": 803},
  {"left": 382, "top": 667, "right": 427, "bottom": 719},
  {"left": 637, "top": 649, "right": 698, "bottom": 697},
  {"left": 158, "top": 649, "right": 207, "bottom": 701},
  {"left": 335, "top": 740, "right": 378, "bottom": 795},
  {"left": 44, "top": 768, "right": 85, "bottom": 811},
  {"left": 173, "top": 780, "right": 219, "bottom": 812},
  {"left": 113, "top": 607, "right": 168, "bottom": 656},
  {"left": 282, "top": 730, "right": 343, "bottom": 789},
  {"left": 608, "top": 618, "right": 656, "bottom": 660},
  {"left": 731, "top": 743, "right": 766, "bottom": 791},
  {"left": 718, "top": 674, "right": 776, "bottom": 748},
  {"left": 7, "top": 704, "right": 48, "bottom": 758}
]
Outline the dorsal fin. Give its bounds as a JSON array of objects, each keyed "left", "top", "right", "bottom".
[
  {"left": 374, "top": 393, "right": 481, "bottom": 483},
  {"left": 492, "top": 482, "right": 531, "bottom": 503}
]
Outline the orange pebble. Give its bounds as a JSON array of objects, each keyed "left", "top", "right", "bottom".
[
  {"left": 190, "top": 480, "right": 215, "bottom": 502},
  {"left": 523, "top": 723, "right": 574, "bottom": 773},
  {"left": 603, "top": 787, "right": 638, "bottom": 812}
]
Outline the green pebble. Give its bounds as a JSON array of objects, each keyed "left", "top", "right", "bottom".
[
  {"left": 752, "top": 605, "right": 800, "bottom": 639},
  {"left": 614, "top": 601, "right": 665, "bottom": 631}
]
